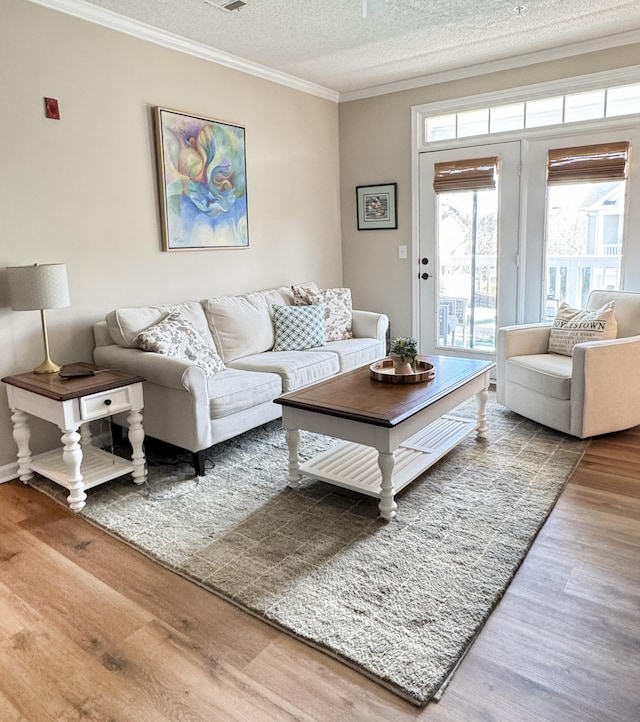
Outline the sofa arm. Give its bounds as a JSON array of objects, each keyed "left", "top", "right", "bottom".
[
  {"left": 93, "top": 343, "right": 213, "bottom": 453},
  {"left": 498, "top": 323, "right": 552, "bottom": 359},
  {"left": 93, "top": 343, "right": 208, "bottom": 392},
  {"left": 571, "top": 335, "right": 640, "bottom": 437},
  {"left": 351, "top": 309, "right": 389, "bottom": 344},
  {"left": 496, "top": 323, "right": 552, "bottom": 405}
]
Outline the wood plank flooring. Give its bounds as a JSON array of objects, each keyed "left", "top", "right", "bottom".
[{"left": 0, "top": 426, "right": 638, "bottom": 721}]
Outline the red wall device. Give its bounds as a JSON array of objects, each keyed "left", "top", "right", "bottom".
[{"left": 44, "top": 97, "right": 60, "bottom": 120}]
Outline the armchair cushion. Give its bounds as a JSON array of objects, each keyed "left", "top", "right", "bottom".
[
  {"left": 505, "top": 353, "right": 572, "bottom": 400},
  {"left": 548, "top": 300, "right": 617, "bottom": 356}
]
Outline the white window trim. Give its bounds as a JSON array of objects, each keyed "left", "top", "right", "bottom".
[{"left": 413, "top": 65, "right": 640, "bottom": 152}]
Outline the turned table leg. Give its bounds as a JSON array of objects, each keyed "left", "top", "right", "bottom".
[
  {"left": 285, "top": 429, "right": 302, "bottom": 488},
  {"left": 10, "top": 409, "right": 33, "bottom": 483},
  {"left": 476, "top": 387, "right": 489, "bottom": 438},
  {"left": 61, "top": 427, "right": 87, "bottom": 512},
  {"left": 377, "top": 451, "right": 397, "bottom": 521},
  {"left": 127, "top": 408, "right": 146, "bottom": 485}
]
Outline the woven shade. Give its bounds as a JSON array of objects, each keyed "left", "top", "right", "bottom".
[
  {"left": 547, "top": 142, "right": 630, "bottom": 185},
  {"left": 433, "top": 157, "right": 498, "bottom": 193}
]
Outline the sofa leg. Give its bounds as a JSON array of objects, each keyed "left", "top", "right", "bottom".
[{"left": 192, "top": 450, "right": 206, "bottom": 476}]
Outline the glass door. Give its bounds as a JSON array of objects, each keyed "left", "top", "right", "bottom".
[{"left": 418, "top": 142, "right": 521, "bottom": 359}]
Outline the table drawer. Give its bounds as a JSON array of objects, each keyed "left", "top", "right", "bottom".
[{"left": 80, "top": 387, "right": 132, "bottom": 421}]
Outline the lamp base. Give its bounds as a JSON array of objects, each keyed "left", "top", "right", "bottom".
[{"left": 33, "top": 358, "right": 62, "bottom": 374}]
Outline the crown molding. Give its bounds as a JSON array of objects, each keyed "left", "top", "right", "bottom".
[
  {"left": 339, "top": 29, "right": 640, "bottom": 103},
  {"left": 26, "top": 0, "right": 640, "bottom": 106},
  {"left": 27, "top": 0, "right": 340, "bottom": 103}
]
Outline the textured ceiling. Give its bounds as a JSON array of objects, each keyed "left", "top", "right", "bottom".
[{"left": 41, "top": 0, "right": 640, "bottom": 98}]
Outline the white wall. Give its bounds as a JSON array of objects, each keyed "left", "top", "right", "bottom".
[{"left": 0, "top": 0, "right": 342, "bottom": 468}]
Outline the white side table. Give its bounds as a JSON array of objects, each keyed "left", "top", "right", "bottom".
[{"left": 2, "top": 363, "right": 146, "bottom": 512}]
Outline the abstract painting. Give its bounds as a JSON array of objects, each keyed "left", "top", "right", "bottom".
[{"left": 155, "top": 107, "right": 249, "bottom": 250}]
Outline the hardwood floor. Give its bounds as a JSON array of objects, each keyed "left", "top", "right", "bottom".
[{"left": 0, "top": 427, "right": 638, "bottom": 721}]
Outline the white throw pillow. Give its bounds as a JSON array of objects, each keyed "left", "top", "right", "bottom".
[
  {"left": 548, "top": 300, "right": 617, "bottom": 356},
  {"left": 272, "top": 304, "right": 326, "bottom": 351},
  {"left": 292, "top": 284, "right": 353, "bottom": 342},
  {"left": 135, "top": 311, "right": 225, "bottom": 376}
]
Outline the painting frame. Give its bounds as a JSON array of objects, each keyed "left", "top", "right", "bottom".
[
  {"left": 356, "top": 182, "right": 397, "bottom": 231},
  {"left": 154, "top": 106, "right": 249, "bottom": 251}
]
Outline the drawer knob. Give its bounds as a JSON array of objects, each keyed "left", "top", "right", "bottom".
[{"left": 104, "top": 399, "right": 112, "bottom": 406}]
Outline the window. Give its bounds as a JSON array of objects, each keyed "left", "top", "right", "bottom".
[
  {"left": 422, "top": 82, "right": 640, "bottom": 144},
  {"left": 544, "top": 142, "right": 629, "bottom": 310},
  {"left": 433, "top": 157, "right": 499, "bottom": 351}
]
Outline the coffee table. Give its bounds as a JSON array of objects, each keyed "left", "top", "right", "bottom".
[{"left": 275, "top": 355, "right": 494, "bottom": 520}]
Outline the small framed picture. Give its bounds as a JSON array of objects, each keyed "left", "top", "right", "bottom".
[{"left": 356, "top": 183, "right": 397, "bottom": 230}]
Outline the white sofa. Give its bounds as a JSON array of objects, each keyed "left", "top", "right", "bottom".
[{"left": 93, "top": 285, "right": 389, "bottom": 474}]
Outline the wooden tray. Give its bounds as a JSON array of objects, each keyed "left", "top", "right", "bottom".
[{"left": 369, "top": 356, "right": 435, "bottom": 384}]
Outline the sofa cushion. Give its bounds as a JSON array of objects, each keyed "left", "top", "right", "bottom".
[
  {"left": 202, "top": 288, "right": 292, "bottom": 362},
  {"left": 293, "top": 283, "right": 353, "bottom": 342},
  {"left": 548, "top": 300, "right": 617, "bottom": 356},
  {"left": 135, "top": 310, "right": 225, "bottom": 377},
  {"left": 273, "top": 304, "right": 326, "bottom": 351},
  {"left": 207, "top": 368, "right": 282, "bottom": 419},
  {"left": 106, "top": 302, "right": 214, "bottom": 350},
  {"left": 228, "top": 350, "right": 339, "bottom": 392},
  {"left": 505, "top": 353, "right": 573, "bottom": 400},
  {"left": 305, "top": 337, "right": 383, "bottom": 372}
]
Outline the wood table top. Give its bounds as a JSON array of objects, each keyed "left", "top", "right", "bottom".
[
  {"left": 1, "top": 362, "right": 145, "bottom": 402},
  {"left": 276, "top": 355, "right": 494, "bottom": 428}
]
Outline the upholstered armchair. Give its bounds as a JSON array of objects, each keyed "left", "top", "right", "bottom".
[{"left": 497, "top": 290, "right": 640, "bottom": 438}]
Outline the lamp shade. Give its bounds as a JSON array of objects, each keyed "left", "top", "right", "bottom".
[{"left": 7, "top": 263, "right": 70, "bottom": 311}]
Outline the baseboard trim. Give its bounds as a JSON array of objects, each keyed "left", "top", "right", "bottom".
[{"left": 0, "top": 462, "right": 19, "bottom": 484}]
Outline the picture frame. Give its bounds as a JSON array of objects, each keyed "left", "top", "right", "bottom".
[
  {"left": 154, "top": 107, "right": 249, "bottom": 251},
  {"left": 356, "top": 182, "right": 397, "bottom": 230}
]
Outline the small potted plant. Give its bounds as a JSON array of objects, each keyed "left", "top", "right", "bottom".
[{"left": 390, "top": 336, "right": 418, "bottom": 374}]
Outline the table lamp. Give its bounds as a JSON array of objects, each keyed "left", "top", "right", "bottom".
[{"left": 7, "top": 263, "right": 71, "bottom": 374}]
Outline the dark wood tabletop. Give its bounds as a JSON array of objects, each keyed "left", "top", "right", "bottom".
[
  {"left": 1, "top": 362, "right": 145, "bottom": 402},
  {"left": 275, "top": 355, "right": 494, "bottom": 427}
]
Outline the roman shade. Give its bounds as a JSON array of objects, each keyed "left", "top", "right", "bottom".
[
  {"left": 547, "top": 141, "right": 630, "bottom": 184},
  {"left": 433, "top": 156, "right": 498, "bottom": 193}
]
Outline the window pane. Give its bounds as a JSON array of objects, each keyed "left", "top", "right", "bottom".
[
  {"left": 490, "top": 103, "right": 524, "bottom": 133},
  {"left": 457, "top": 109, "right": 489, "bottom": 138},
  {"left": 526, "top": 97, "right": 564, "bottom": 128},
  {"left": 564, "top": 90, "right": 605, "bottom": 122},
  {"left": 607, "top": 84, "right": 640, "bottom": 117},
  {"left": 545, "top": 181, "right": 624, "bottom": 310},
  {"left": 426, "top": 114, "right": 456, "bottom": 142},
  {"left": 436, "top": 189, "right": 498, "bottom": 351}
]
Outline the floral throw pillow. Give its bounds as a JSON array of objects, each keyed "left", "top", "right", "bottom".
[
  {"left": 272, "top": 304, "right": 326, "bottom": 351},
  {"left": 292, "top": 284, "right": 353, "bottom": 342},
  {"left": 135, "top": 311, "right": 225, "bottom": 376},
  {"left": 548, "top": 300, "right": 617, "bottom": 356}
]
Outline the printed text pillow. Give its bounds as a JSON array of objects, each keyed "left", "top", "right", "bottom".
[{"left": 548, "top": 300, "right": 617, "bottom": 356}]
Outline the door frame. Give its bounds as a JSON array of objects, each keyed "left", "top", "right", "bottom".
[
  {"left": 416, "top": 140, "right": 522, "bottom": 359},
  {"left": 410, "top": 116, "right": 640, "bottom": 347}
]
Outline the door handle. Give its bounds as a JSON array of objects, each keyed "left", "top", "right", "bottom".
[
  {"left": 421, "top": 272, "right": 430, "bottom": 280},
  {"left": 421, "top": 257, "right": 429, "bottom": 265}
]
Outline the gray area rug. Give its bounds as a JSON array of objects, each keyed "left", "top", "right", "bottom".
[{"left": 27, "top": 393, "right": 587, "bottom": 706}]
